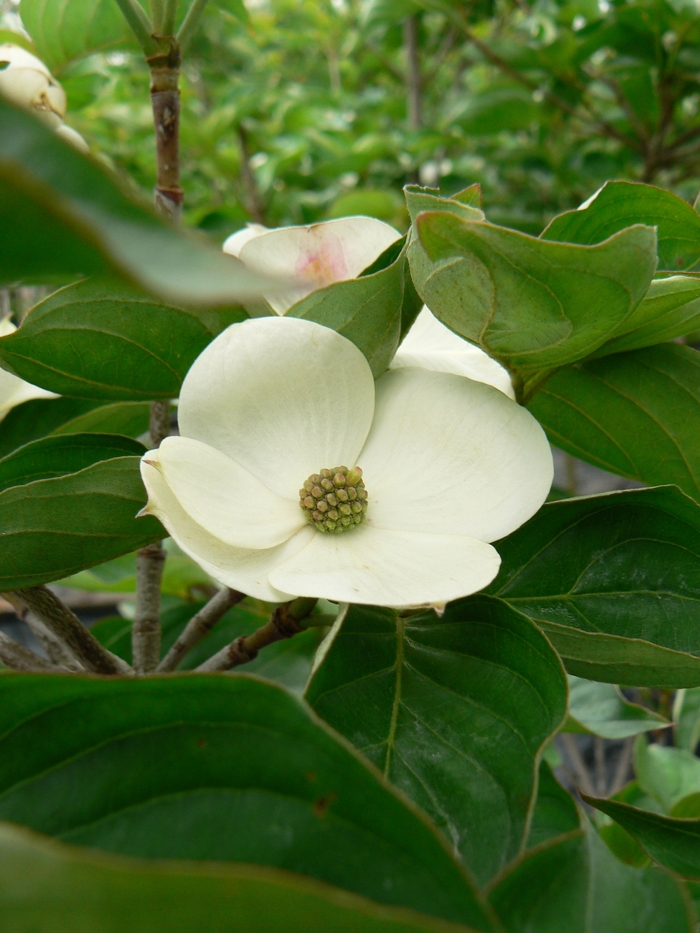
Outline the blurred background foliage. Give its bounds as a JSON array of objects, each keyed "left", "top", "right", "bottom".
[{"left": 5, "top": 0, "right": 700, "bottom": 239}]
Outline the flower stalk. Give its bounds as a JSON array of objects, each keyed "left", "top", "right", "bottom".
[{"left": 157, "top": 586, "right": 245, "bottom": 672}]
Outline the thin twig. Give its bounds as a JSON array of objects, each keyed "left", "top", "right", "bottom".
[
  {"left": 162, "top": 0, "right": 178, "bottom": 35},
  {"left": 132, "top": 542, "right": 166, "bottom": 673},
  {"left": 4, "top": 588, "right": 131, "bottom": 675},
  {"left": 0, "top": 631, "right": 69, "bottom": 673},
  {"left": 237, "top": 126, "right": 265, "bottom": 224},
  {"left": 594, "top": 736, "right": 607, "bottom": 796},
  {"left": 404, "top": 16, "right": 422, "bottom": 130},
  {"left": 195, "top": 597, "right": 317, "bottom": 673},
  {"left": 157, "top": 587, "right": 245, "bottom": 672},
  {"left": 559, "top": 733, "right": 595, "bottom": 797},
  {"left": 177, "top": 0, "right": 210, "bottom": 49},
  {"left": 114, "top": 0, "right": 157, "bottom": 55},
  {"left": 24, "top": 612, "right": 85, "bottom": 671},
  {"left": 608, "top": 738, "right": 635, "bottom": 797}
]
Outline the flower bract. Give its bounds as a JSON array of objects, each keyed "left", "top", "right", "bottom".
[{"left": 140, "top": 317, "right": 553, "bottom": 607}]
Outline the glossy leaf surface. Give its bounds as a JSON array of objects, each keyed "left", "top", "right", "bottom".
[
  {"left": 306, "top": 598, "right": 567, "bottom": 885},
  {"left": 486, "top": 487, "right": 700, "bottom": 686},
  {"left": 529, "top": 344, "right": 700, "bottom": 502},
  {"left": 0, "top": 278, "right": 246, "bottom": 400},
  {"left": 0, "top": 674, "right": 494, "bottom": 931},
  {"left": 411, "top": 210, "right": 656, "bottom": 376},
  {"left": 0, "top": 822, "right": 479, "bottom": 933}
]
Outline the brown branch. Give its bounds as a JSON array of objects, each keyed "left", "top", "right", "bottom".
[
  {"left": 559, "top": 733, "right": 595, "bottom": 797},
  {"left": 24, "top": 612, "right": 85, "bottom": 671},
  {"left": 0, "top": 631, "right": 69, "bottom": 673},
  {"left": 157, "top": 587, "right": 245, "bottom": 672},
  {"left": 195, "top": 597, "right": 317, "bottom": 673},
  {"left": 237, "top": 125, "right": 265, "bottom": 225},
  {"left": 132, "top": 542, "right": 166, "bottom": 673},
  {"left": 4, "top": 587, "right": 131, "bottom": 675},
  {"left": 404, "top": 15, "right": 422, "bottom": 130},
  {"left": 149, "top": 41, "right": 183, "bottom": 223}
]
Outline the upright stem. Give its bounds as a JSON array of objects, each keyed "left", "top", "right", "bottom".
[
  {"left": 403, "top": 16, "right": 422, "bottom": 131},
  {"left": 149, "top": 44, "right": 183, "bottom": 222}
]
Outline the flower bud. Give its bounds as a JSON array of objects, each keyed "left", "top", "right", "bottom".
[{"left": 0, "top": 44, "right": 66, "bottom": 128}]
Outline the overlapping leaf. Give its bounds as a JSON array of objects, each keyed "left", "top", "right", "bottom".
[
  {"left": 306, "top": 597, "right": 567, "bottom": 886},
  {"left": 0, "top": 674, "right": 495, "bottom": 931},
  {"left": 486, "top": 487, "right": 700, "bottom": 686},
  {"left": 565, "top": 677, "right": 669, "bottom": 739}
]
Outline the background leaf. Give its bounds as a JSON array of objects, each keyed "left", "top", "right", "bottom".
[
  {"left": 306, "top": 597, "right": 567, "bottom": 886},
  {"left": 486, "top": 486, "right": 700, "bottom": 686},
  {"left": 564, "top": 676, "right": 669, "bottom": 738},
  {"left": 635, "top": 738, "right": 700, "bottom": 813},
  {"left": 0, "top": 674, "right": 495, "bottom": 931}
]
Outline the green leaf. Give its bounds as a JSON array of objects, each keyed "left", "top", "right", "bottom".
[
  {"left": 528, "top": 344, "right": 700, "bottom": 502},
  {"left": 0, "top": 821, "right": 490, "bottom": 933},
  {"left": 593, "top": 275, "right": 700, "bottom": 357},
  {"left": 290, "top": 239, "right": 409, "bottom": 377},
  {"left": 635, "top": 738, "right": 700, "bottom": 813},
  {"left": 19, "top": 0, "right": 136, "bottom": 73},
  {"left": 213, "top": 0, "right": 251, "bottom": 27},
  {"left": 583, "top": 795, "right": 700, "bottom": 882},
  {"left": 542, "top": 181, "right": 700, "bottom": 272},
  {"left": 0, "top": 278, "right": 246, "bottom": 400},
  {"left": 411, "top": 210, "right": 656, "bottom": 377},
  {"left": 0, "top": 100, "right": 266, "bottom": 306},
  {"left": 0, "top": 397, "right": 150, "bottom": 459},
  {"left": 564, "top": 676, "right": 669, "bottom": 739},
  {"left": 486, "top": 486, "right": 700, "bottom": 686},
  {"left": 526, "top": 761, "right": 581, "bottom": 849},
  {"left": 0, "top": 432, "right": 145, "bottom": 492},
  {"left": 488, "top": 825, "right": 694, "bottom": 932},
  {"left": 675, "top": 688, "right": 700, "bottom": 752},
  {"left": 0, "top": 455, "right": 163, "bottom": 589},
  {"left": 0, "top": 674, "right": 495, "bottom": 931},
  {"left": 306, "top": 597, "right": 567, "bottom": 886}
]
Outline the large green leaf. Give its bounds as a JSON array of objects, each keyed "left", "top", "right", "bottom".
[
  {"left": 0, "top": 278, "right": 246, "bottom": 400},
  {"left": 528, "top": 344, "right": 700, "bottom": 502},
  {"left": 0, "top": 100, "right": 265, "bottom": 306},
  {"left": 306, "top": 598, "right": 567, "bottom": 886},
  {"left": 485, "top": 486, "right": 700, "bottom": 686},
  {"left": 488, "top": 826, "right": 694, "bottom": 932},
  {"left": 0, "top": 455, "right": 163, "bottom": 589},
  {"left": 290, "top": 239, "right": 408, "bottom": 377},
  {"left": 0, "top": 822, "right": 477, "bottom": 933},
  {"left": 410, "top": 210, "right": 656, "bottom": 378},
  {"left": 19, "top": 0, "right": 135, "bottom": 72},
  {"left": 542, "top": 181, "right": 700, "bottom": 272},
  {"left": 594, "top": 275, "right": 700, "bottom": 357},
  {"left": 0, "top": 674, "right": 495, "bottom": 931},
  {"left": 565, "top": 676, "right": 669, "bottom": 739},
  {"left": 635, "top": 739, "right": 700, "bottom": 813},
  {"left": 526, "top": 761, "right": 581, "bottom": 849},
  {"left": 675, "top": 688, "right": 700, "bottom": 752},
  {"left": 584, "top": 796, "right": 700, "bottom": 881},
  {"left": 0, "top": 397, "right": 150, "bottom": 459}
]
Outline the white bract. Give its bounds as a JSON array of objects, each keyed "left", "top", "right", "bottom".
[
  {"left": 0, "top": 318, "right": 57, "bottom": 421},
  {"left": 223, "top": 216, "right": 401, "bottom": 313},
  {"left": 140, "top": 316, "right": 553, "bottom": 607},
  {"left": 392, "top": 305, "right": 516, "bottom": 399}
]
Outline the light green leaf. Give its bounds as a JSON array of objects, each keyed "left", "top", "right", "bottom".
[
  {"left": 213, "top": 0, "right": 251, "bottom": 27},
  {"left": 0, "top": 674, "right": 495, "bottom": 931},
  {"left": 0, "top": 455, "right": 163, "bottom": 589},
  {"left": 564, "top": 676, "right": 669, "bottom": 739},
  {"left": 584, "top": 794, "right": 700, "bottom": 882},
  {"left": 488, "top": 825, "right": 694, "bottom": 932},
  {"left": 594, "top": 275, "right": 700, "bottom": 357},
  {"left": 0, "top": 99, "right": 266, "bottom": 306},
  {"left": 635, "top": 738, "right": 700, "bottom": 813},
  {"left": 306, "top": 597, "right": 567, "bottom": 886},
  {"left": 0, "top": 278, "right": 246, "bottom": 400},
  {"left": 674, "top": 688, "right": 700, "bottom": 753},
  {"left": 0, "top": 821, "right": 485, "bottom": 933},
  {"left": 526, "top": 761, "right": 581, "bottom": 849},
  {"left": 0, "top": 397, "right": 150, "bottom": 459},
  {"left": 528, "top": 344, "right": 700, "bottom": 502},
  {"left": 411, "top": 210, "right": 656, "bottom": 377},
  {"left": 486, "top": 486, "right": 700, "bottom": 686},
  {"left": 542, "top": 181, "right": 700, "bottom": 272}
]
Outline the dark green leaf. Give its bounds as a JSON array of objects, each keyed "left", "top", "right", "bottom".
[
  {"left": 0, "top": 456, "right": 163, "bottom": 588},
  {"left": 528, "top": 344, "right": 700, "bottom": 502},
  {"left": 306, "top": 597, "right": 567, "bottom": 885},
  {"left": 583, "top": 795, "right": 700, "bottom": 881},
  {"left": 290, "top": 239, "right": 409, "bottom": 377},
  {"left": 0, "top": 278, "right": 246, "bottom": 400},
  {"left": 486, "top": 486, "right": 700, "bottom": 686},
  {"left": 565, "top": 676, "right": 669, "bottom": 738},
  {"left": 0, "top": 397, "right": 150, "bottom": 459},
  {"left": 542, "top": 181, "right": 700, "bottom": 272},
  {"left": 488, "top": 826, "right": 693, "bottom": 932},
  {"left": 411, "top": 210, "right": 656, "bottom": 377},
  {"left": 0, "top": 821, "right": 487, "bottom": 933},
  {"left": 0, "top": 432, "right": 144, "bottom": 492},
  {"left": 0, "top": 100, "right": 266, "bottom": 306},
  {"left": 0, "top": 674, "right": 495, "bottom": 931},
  {"left": 526, "top": 761, "right": 581, "bottom": 849}
]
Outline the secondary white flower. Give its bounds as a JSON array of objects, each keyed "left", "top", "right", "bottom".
[
  {"left": 0, "top": 44, "right": 66, "bottom": 128},
  {"left": 223, "top": 217, "right": 401, "bottom": 314},
  {"left": 140, "top": 317, "right": 552, "bottom": 607},
  {"left": 0, "top": 318, "right": 57, "bottom": 421},
  {"left": 393, "top": 305, "right": 516, "bottom": 399}
]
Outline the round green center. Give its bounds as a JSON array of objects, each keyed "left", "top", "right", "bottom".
[{"left": 299, "top": 466, "right": 368, "bottom": 534}]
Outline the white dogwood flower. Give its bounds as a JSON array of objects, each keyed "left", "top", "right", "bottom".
[
  {"left": 140, "top": 317, "right": 552, "bottom": 607},
  {"left": 223, "top": 217, "right": 401, "bottom": 313},
  {"left": 393, "top": 305, "right": 516, "bottom": 399},
  {"left": 0, "top": 44, "right": 66, "bottom": 128},
  {"left": 0, "top": 318, "right": 57, "bottom": 420}
]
